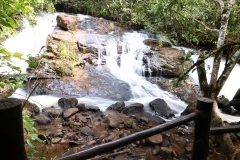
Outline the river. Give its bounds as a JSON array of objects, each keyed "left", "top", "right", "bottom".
[{"left": 2, "top": 12, "right": 240, "bottom": 122}]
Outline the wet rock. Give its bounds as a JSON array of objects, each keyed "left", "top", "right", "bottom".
[
  {"left": 85, "top": 105, "right": 100, "bottom": 112},
  {"left": 146, "top": 48, "right": 190, "bottom": 78},
  {"left": 149, "top": 98, "right": 174, "bottom": 118},
  {"left": 75, "top": 113, "right": 88, "bottom": 123},
  {"left": 181, "top": 103, "right": 196, "bottom": 116},
  {"left": 98, "top": 130, "right": 108, "bottom": 143},
  {"left": 104, "top": 110, "right": 129, "bottom": 128},
  {"left": 22, "top": 100, "right": 40, "bottom": 116},
  {"left": 159, "top": 147, "right": 173, "bottom": 159},
  {"left": 231, "top": 89, "right": 240, "bottom": 112},
  {"left": 63, "top": 108, "right": 79, "bottom": 119},
  {"left": 74, "top": 122, "right": 83, "bottom": 126},
  {"left": 106, "top": 132, "right": 115, "bottom": 142},
  {"left": 143, "top": 39, "right": 172, "bottom": 50},
  {"left": 141, "top": 111, "right": 166, "bottom": 123},
  {"left": 107, "top": 116, "right": 118, "bottom": 128},
  {"left": 47, "top": 108, "right": 63, "bottom": 118},
  {"left": 27, "top": 70, "right": 133, "bottom": 101},
  {"left": 107, "top": 101, "right": 125, "bottom": 112},
  {"left": 34, "top": 114, "right": 51, "bottom": 125},
  {"left": 75, "top": 103, "right": 86, "bottom": 111},
  {"left": 122, "top": 103, "right": 144, "bottom": 115},
  {"left": 146, "top": 134, "right": 163, "bottom": 145},
  {"left": 51, "top": 137, "right": 62, "bottom": 144},
  {"left": 140, "top": 116, "right": 148, "bottom": 123},
  {"left": 46, "top": 30, "right": 78, "bottom": 55},
  {"left": 217, "top": 95, "right": 230, "bottom": 109},
  {"left": 87, "top": 140, "right": 96, "bottom": 146},
  {"left": 77, "top": 42, "right": 99, "bottom": 55},
  {"left": 221, "top": 106, "right": 238, "bottom": 115},
  {"left": 58, "top": 98, "right": 78, "bottom": 109},
  {"left": 79, "top": 19, "right": 97, "bottom": 30},
  {"left": 152, "top": 146, "right": 160, "bottom": 155},
  {"left": 80, "top": 126, "right": 94, "bottom": 136},
  {"left": 57, "top": 14, "right": 78, "bottom": 30}
]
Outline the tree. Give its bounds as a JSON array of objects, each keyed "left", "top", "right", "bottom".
[{"left": 180, "top": 0, "right": 240, "bottom": 158}]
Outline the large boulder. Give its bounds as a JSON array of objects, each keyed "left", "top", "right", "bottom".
[
  {"left": 107, "top": 101, "right": 125, "bottom": 112},
  {"left": 57, "top": 14, "right": 78, "bottom": 30},
  {"left": 58, "top": 98, "right": 78, "bottom": 109},
  {"left": 217, "top": 95, "right": 230, "bottom": 109},
  {"left": 143, "top": 39, "right": 172, "bottom": 50},
  {"left": 149, "top": 98, "right": 174, "bottom": 118},
  {"left": 145, "top": 48, "right": 191, "bottom": 77},
  {"left": 231, "top": 89, "right": 240, "bottom": 112},
  {"left": 122, "top": 103, "right": 144, "bottom": 115},
  {"left": 46, "top": 30, "right": 78, "bottom": 55}
]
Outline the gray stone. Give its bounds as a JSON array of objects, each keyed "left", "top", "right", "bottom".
[
  {"left": 51, "top": 137, "right": 62, "bottom": 144},
  {"left": 149, "top": 98, "right": 174, "bottom": 118},
  {"left": 47, "top": 108, "right": 63, "bottom": 118},
  {"left": 122, "top": 103, "right": 144, "bottom": 115},
  {"left": 85, "top": 105, "right": 100, "bottom": 112},
  {"left": 159, "top": 147, "right": 173, "bottom": 159},
  {"left": 107, "top": 117, "right": 118, "bottom": 128},
  {"left": 76, "top": 103, "right": 86, "bottom": 111},
  {"left": 34, "top": 114, "right": 51, "bottom": 125},
  {"left": 87, "top": 140, "right": 96, "bottom": 146},
  {"left": 58, "top": 98, "right": 78, "bottom": 109},
  {"left": 75, "top": 113, "right": 88, "bottom": 123},
  {"left": 107, "top": 101, "right": 125, "bottom": 111},
  {"left": 57, "top": 14, "right": 78, "bottom": 30},
  {"left": 146, "top": 134, "right": 163, "bottom": 145},
  {"left": 80, "top": 126, "right": 94, "bottom": 136},
  {"left": 63, "top": 108, "right": 79, "bottom": 119}
]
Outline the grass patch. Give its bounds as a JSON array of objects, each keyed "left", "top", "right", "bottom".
[{"left": 55, "top": 40, "right": 80, "bottom": 76}]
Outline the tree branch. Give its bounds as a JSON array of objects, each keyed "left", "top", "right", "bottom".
[
  {"left": 216, "top": 49, "right": 240, "bottom": 95},
  {"left": 215, "top": 0, "right": 224, "bottom": 13},
  {"left": 177, "top": 42, "right": 240, "bottom": 83},
  {"left": 171, "top": 9, "right": 219, "bottom": 33},
  {"left": 194, "top": 18, "right": 219, "bottom": 33}
]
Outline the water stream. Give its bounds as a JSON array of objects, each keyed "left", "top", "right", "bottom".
[{"left": 2, "top": 12, "right": 240, "bottom": 122}]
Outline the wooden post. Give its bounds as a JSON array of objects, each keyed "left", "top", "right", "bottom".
[
  {"left": 0, "top": 98, "right": 27, "bottom": 160},
  {"left": 191, "top": 97, "right": 213, "bottom": 160}
]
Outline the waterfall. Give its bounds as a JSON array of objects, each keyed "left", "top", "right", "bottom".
[{"left": 5, "top": 12, "right": 240, "bottom": 121}]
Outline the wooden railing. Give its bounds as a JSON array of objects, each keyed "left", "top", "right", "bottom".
[{"left": 1, "top": 97, "right": 240, "bottom": 160}]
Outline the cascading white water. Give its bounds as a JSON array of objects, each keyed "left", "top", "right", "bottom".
[
  {"left": 98, "top": 32, "right": 188, "bottom": 114},
  {"left": 3, "top": 12, "right": 239, "bottom": 121}
]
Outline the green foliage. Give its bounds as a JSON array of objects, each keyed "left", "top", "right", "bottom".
[
  {"left": 22, "top": 110, "right": 44, "bottom": 159},
  {"left": 0, "top": 45, "right": 28, "bottom": 91},
  {"left": 55, "top": 40, "right": 80, "bottom": 76},
  {"left": 56, "top": 0, "right": 239, "bottom": 46}
]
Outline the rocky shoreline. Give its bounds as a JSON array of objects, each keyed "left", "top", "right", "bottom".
[{"left": 23, "top": 96, "right": 230, "bottom": 160}]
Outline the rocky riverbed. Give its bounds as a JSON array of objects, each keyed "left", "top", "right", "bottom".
[{"left": 23, "top": 97, "right": 231, "bottom": 160}]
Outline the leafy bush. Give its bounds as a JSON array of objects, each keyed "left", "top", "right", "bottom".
[{"left": 23, "top": 110, "right": 44, "bottom": 159}]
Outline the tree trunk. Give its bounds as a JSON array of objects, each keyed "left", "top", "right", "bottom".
[{"left": 210, "top": 101, "right": 240, "bottom": 160}]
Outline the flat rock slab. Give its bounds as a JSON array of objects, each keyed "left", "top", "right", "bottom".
[{"left": 63, "top": 108, "right": 79, "bottom": 119}]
